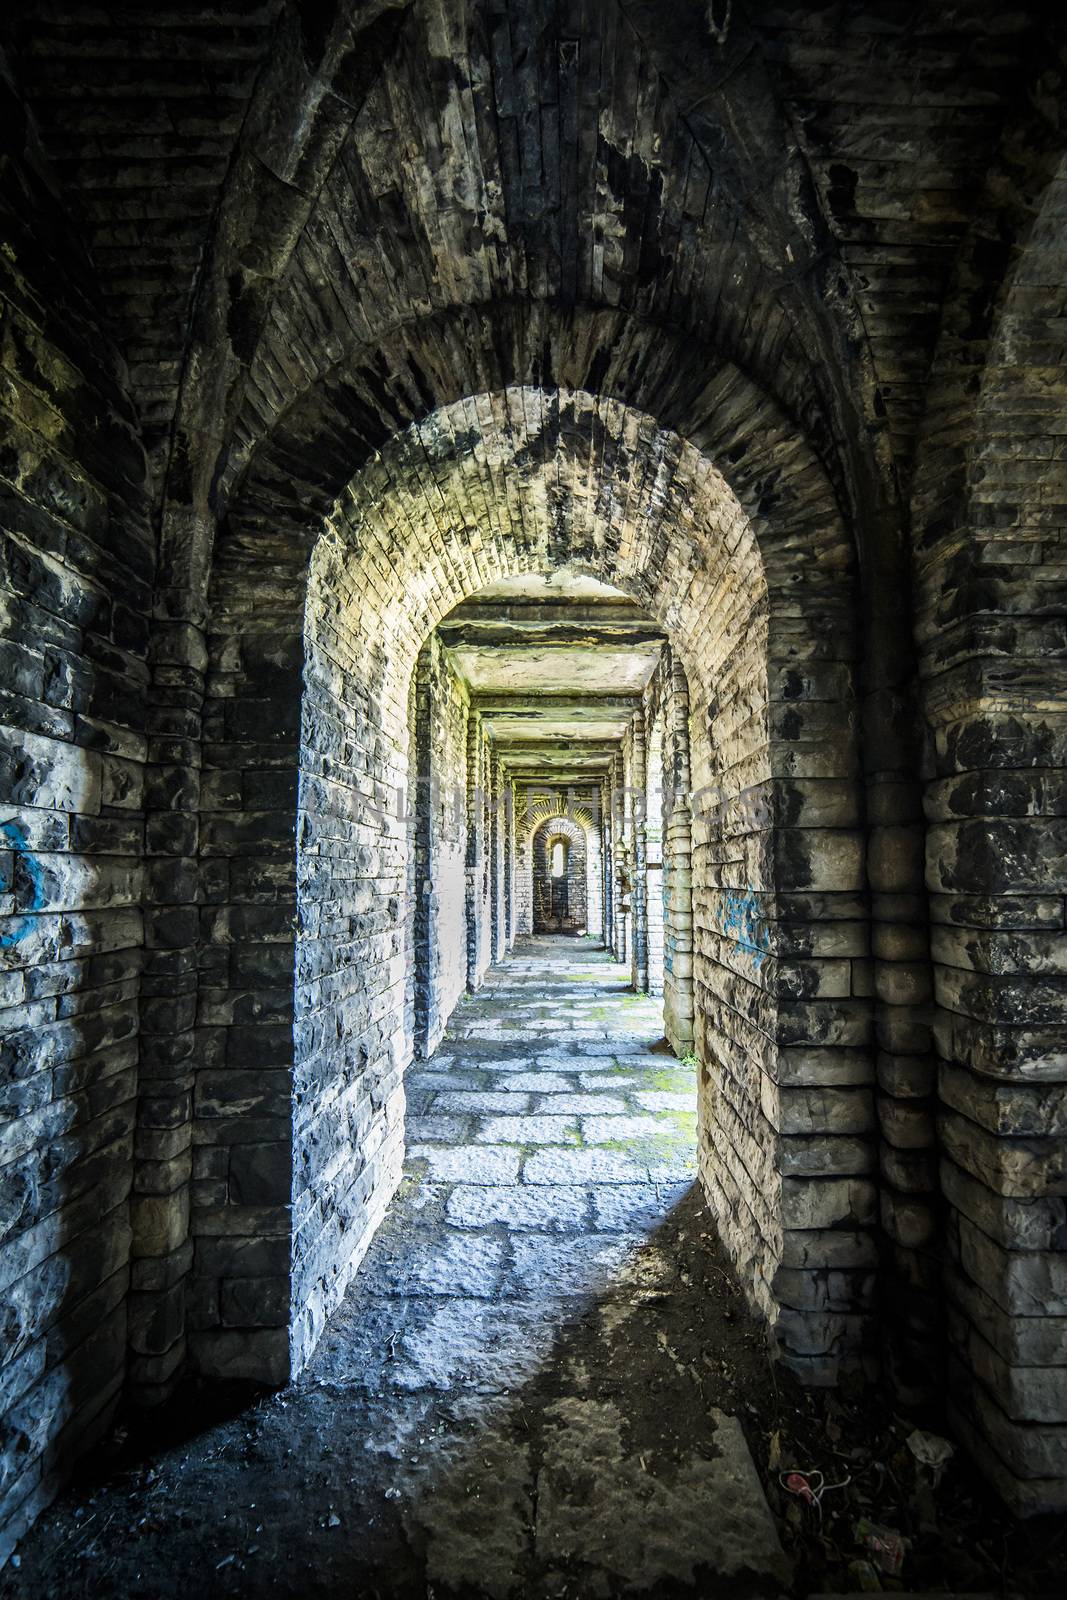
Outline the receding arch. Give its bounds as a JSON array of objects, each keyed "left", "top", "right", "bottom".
[
  {"left": 517, "top": 810, "right": 598, "bottom": 939},
  {"left": 195, "top": 377, "right": 869, "bottom": 1389},
  {"left": 533, "top": 821, "right": 583, "bottom": 935}
]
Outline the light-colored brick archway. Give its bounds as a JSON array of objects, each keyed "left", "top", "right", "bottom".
[
  {"left": 517, "top": 802, "right": 602, "bottom": 941},
  {"left": 197, "top": 382, "right": 870, "bottom": 1393}
]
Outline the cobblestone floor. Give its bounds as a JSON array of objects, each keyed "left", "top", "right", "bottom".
[{"left": 4, "top": 937, "right": 788, "bottom": 1599}]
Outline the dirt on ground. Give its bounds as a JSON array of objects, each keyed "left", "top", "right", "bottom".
[{"left": 2, "top": 1198, "right": 1061, "bottom": 1599}]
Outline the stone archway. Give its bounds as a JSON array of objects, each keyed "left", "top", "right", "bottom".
[
  {"left": 517, "top": 798, "right": 603, "bottom": 942},
  {"left": 192, "top": 379, "right": 869, "bottom": 1390},
  {"left": 532, "top": 820, "right": 585, "bottom": 934}
]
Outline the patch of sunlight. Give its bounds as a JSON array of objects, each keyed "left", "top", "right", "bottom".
[
  {"left": 598, "top": 1111, "right": 698, "bottom": 1171},
  {"left": 647, "top": 1067, "right": 699, "bottom": 1094}
]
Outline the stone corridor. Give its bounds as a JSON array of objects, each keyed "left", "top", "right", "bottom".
[
  {"left": 6, "top": 1, "right": 1067, "bottom": 1567},
  {"left": 2, "top": 939, "right": 787, "bottom": 1598}
]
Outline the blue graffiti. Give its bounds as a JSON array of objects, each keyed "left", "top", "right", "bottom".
[
  {"left": 720, "top": 889, "right": 767, "bottom": 967},
  {"left": 1, "top": 820, "right": 46, "bottom": 948}
]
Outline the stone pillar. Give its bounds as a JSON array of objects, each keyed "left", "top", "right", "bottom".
[
  {"left": 502, "top": 774, "right": 514, "bottom": 950},
  {"left": 867, "top": 683, "right": 939, "bottom": 1410},
  {"left": 599, "top": 779, "right": 612, "bottom": 952},
  {"left": 610, "top": 753, "right": 628, "bottom": 963},
  {"left": 664, "top": 654, "right": 695, "bottom": 1054},
  {"left": 489, "top": 753, "right": 503, "bottom": 961},
  {"left": 632, "top": 707, "right": 649, "bottom": 994},
  {"left": 128, "top": 616, "right": 205, "bottom": 1403},
  {"left": 412, "top": 647, "right": 434, "bottom": 1058},
  {"left": 192, "top": 591, "right": 303, "bottom": 1386},
  {"left": 464, "top": 709, "right": 483, "bottom": 990},
  {"left": 585, "top": 795, "right": 604, "bottom": 939}
]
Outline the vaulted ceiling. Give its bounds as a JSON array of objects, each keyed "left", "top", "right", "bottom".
[
  {"left": 5, "top": 0, "right": 1054, "bottom": 545},
  {"left": 439, "top": 569, "right": 665, "bottom": 779}
]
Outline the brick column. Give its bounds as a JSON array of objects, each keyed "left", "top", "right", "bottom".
[
  {"left": 599, "top": 779, "right": 612, "bottom": 951},
  {"left": 127, "top": 616, "right": 205, "bottom": 1403},
  {"left": 866, "top": 683, "right": 939, "bottom": 1408},
  {"left": 464, "top": 709, "right": 483, "bottom": 990},
  {"left": 664, "top": 654, "right": 695, "bottom": 1055},
  {"left": 610, "top": 753, "right": 627, "bottom": 962},
  {"left": 632, "top": 707, "right": 649, "bottom": 993},
  {"left": 412, "top": 647, "right": 433, "bottom": 1057},
  {"left": 501, "top": 773, "right": 514, "bottom": 950}
]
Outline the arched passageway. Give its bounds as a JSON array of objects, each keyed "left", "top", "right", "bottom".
[
  {"left": 4, "top": 7, "right": 1067, "bottom": 1583},
  {"left": 201, "top": 381, "right": 867, "bottom": 1388},
  {"left": 531, "top": 821, "right": 584, "bottom": 933}
]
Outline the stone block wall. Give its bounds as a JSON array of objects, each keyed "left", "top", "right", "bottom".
[
  {"left": 644, "top": 708, "right": 666, "bottom": 997},
  {"left": 195, "top": 546, "right": 305, "bottom": 1387},
  {"left": 627, "top": 653, "right": 694, "bottom": 1048},
  {"left": 3, "top": 0, "right": 1067, "bottom": 1545},
  {"left": 0, "top": 98, "right": 151, "bottom": 1557},
  {"left": 192, "top": 532, "right": 487, "bottom": 1389},
  {"left": 914, "top": 158, "right": 1067, "bottom": 1512},
  {"left": 490, "top": 756, "right": 508, "bottom": 963},
  {"left": 663, "top": 657, "right": 695, "bottom": 1056},
  {"left": 464, "top": 714, "right": 494, "bottom": 993},
  {"left": 610, "top": 751, "right": 632, "bottom": 967},
  {"left": 417, "top": 633, "right": 472, "bottom": 1055},
  {"left": 686, "top": 497, "right": 873, "bottom": 1386}
]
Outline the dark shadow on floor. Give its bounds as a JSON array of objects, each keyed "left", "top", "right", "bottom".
[{"left": 0, "top": 1187, "right": 789, "bottom": 1600}]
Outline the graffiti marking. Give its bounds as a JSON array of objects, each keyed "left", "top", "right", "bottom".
[
  {"left": 720, "top": 889, "right": 767, "bottom": 967},
  {"left": 1, "top": 819, "right": 46, "bottom": 948}
]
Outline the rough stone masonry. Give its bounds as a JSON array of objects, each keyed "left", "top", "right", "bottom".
[{"left": 1, "top": 0, "right": 1066, "bottom": 1567}]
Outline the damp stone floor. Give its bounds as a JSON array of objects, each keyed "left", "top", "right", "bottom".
[{"left": 3, "top": 935, "right": 789, "bottom": 1600}]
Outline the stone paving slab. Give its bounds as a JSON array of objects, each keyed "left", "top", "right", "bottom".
[
  {"left": 411, "top": 1143, "right": 522, "bottom": 1183},
  {"left": 446, "top": 1182, "right": 592, "bottom": 1230},
  {"left": 350, "top": 935, "right": 786, "bottom": 1594}
]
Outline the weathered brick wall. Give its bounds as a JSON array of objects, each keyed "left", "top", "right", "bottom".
[
  {"left": 664, "top": 655, "right": 696, "bottom": 1055},
  {"left": 195, "top": 538, "right": 304, "bottom": 1386},
  {"left": 627, "top": 651, "right": 694, "bottom": 1034},
  {"left": 293, "top": 535, "right": 417, "bottom": 1368},
  {"left": 464, "top": 716, "right": 494, "bottom": 992},
  {"left": 3, "top": 0, "right": 1066, "bottom": 1544},
  {"left": 514, "top": 836, "right": 533, "bottom": 936},
  {"left": 584, "top": 810, "right": 604, "bottom": 942},
  {"left": 914, "top": 155, "right": 1067, "bottom": 1513},
  {"left": 419, "top": 633, "right": 471, "bottom": 1053},
  {"left": 685, "top": 501, "right": 871, "bottom": 1386},
  {"left": 296, "top": 390, "right": 866, "bottom": 1390},
  {"left": 489, "top": 755, "right": 508, "bottom": 963},
  {"left": 610, "top": 751, "right": 631, "bottom": 966},
  {"left": 0, "top": 83, "right": 152, "bottom": 1556},
  {"left": 107, "top": 376, "right": 866, "bottom": 1419},
  {"left": 644, "top": 707, "right": 666, "bottom": 996}
]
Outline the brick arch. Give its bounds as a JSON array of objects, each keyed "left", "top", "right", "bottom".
[
  {"left": 196, "top": 380, "right": 871, "bottom": 1393},
  {"left": 517, "top": 812, "right": 600, "bottom": 941},
  {"left": 529, "top": 817, "right": 589, "bottom": 936},
  {"left": 521, "top": 798, "right": 599, "bottom": 841},
  {"left": 147, "top": 0, "right": 887, "bottom": 625},
  {"left": 224, "top": 301, "right": 849, "bottom": 572}
]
